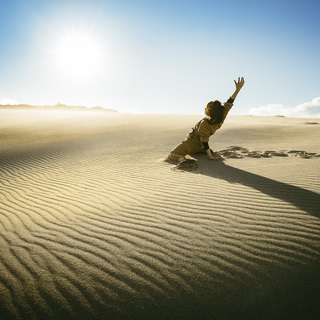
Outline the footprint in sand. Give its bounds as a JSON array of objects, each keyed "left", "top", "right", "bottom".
[
  {"left": 217, "top": 146, "right": 319, "bottom": 159},
  {"left": 161, "top": 146, "right": 319, "bottom": 172}
]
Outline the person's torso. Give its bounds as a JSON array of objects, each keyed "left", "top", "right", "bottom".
[
  {"left": 188, "top": 103, "right": 232, "bottom": 141},
  {"left": 188, "top": 118, "right": 221, "bottom": 139}
]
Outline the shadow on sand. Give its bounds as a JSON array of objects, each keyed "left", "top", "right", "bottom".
[{"left": 188, "top": 154, "right": 320, "bottom": 219}]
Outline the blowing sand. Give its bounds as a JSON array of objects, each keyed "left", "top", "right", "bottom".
[{"left": 0, "top": 109, "right": 319, "bottom": 320}]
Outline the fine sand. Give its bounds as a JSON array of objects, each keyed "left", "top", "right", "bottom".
[{"left": 0, "top": 109, "right": 319, "bottom": 320}]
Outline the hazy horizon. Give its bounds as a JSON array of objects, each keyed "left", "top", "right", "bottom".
[{"left": 1, "top": 100, "right": 320, "bottom": 119}]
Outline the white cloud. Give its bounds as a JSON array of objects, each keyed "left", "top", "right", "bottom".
[
  {"left": 0, "top": 98, "right": 19, "bottom": 105},
  {"left": 249, "top": 97, "right": 320, "bottom": 118}
]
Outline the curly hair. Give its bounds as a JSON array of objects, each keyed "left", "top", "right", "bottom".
[{"left": 205, "top": 100, "right": 224, "bottom": 124}]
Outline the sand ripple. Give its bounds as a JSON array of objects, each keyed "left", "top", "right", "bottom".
[{"left": 0, "top": 111, "right": 320, "bottom": 319}]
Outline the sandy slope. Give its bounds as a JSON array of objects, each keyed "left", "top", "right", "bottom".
[{"left": 0, "top": 110, "right": 319, "bottom": 320}]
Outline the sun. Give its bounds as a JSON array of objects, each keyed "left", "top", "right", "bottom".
[{"left": 56, "top": 34, "right": 102, "bottom": 78}]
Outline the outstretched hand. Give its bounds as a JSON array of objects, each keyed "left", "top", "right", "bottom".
[{"left": 234, "top": 77, "right": 245, "bottom": 91}]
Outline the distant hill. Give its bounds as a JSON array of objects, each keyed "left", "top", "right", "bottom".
[{"left": 0, "top": 103, "right": 118, "bottom": 113}]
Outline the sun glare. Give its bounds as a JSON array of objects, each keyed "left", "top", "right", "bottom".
[{"left": 56, "top": 34, "right": 102, "bottom": 78}]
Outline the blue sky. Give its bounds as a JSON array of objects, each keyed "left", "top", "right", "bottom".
[{"left": 1, "top": 0, "right": 319, "bottom": 116}]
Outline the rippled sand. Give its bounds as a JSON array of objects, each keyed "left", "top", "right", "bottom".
[{"left": 0, "top": 110, "right": 319, "bottom": 320}]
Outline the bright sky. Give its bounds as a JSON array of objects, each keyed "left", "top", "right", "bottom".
[{"left": 1, "top": 0, "right": 319, "bottom": 117}]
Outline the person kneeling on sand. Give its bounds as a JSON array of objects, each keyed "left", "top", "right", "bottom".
[{"left": 168, "top": 77, "right": 245, "bottom": 162}]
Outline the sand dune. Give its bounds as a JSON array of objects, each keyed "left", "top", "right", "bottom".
[{"left": 0, "top": 110, "right": 319, "bottom": 320}]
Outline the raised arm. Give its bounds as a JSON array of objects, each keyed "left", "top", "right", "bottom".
[
  {"left": 206, "top": 77, "right": 245, "bottom": 161},
  {"left": 230, "top": 77, "right": 245, "bottom": 100}
]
